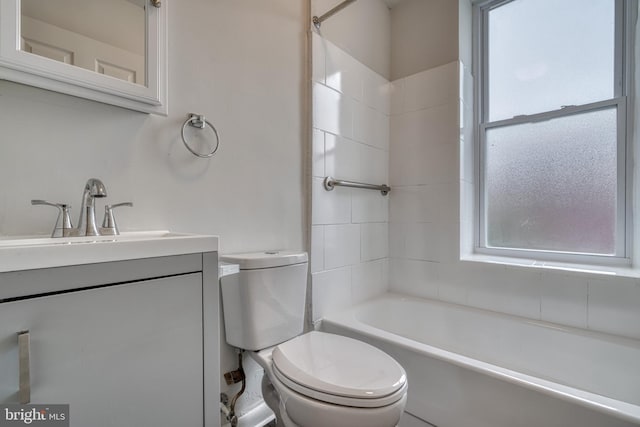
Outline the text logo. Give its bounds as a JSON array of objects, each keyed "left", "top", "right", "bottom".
[{"left": 0, "top": 405, "right": 68, "bottom": 427}]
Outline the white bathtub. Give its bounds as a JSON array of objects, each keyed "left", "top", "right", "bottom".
[{"left": 321, "top": 293, "right": 640, "bottom": 427}]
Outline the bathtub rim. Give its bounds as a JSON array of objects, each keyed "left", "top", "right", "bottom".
[{"left": 321, "top": 292, "right": 640, "bottom": 425}]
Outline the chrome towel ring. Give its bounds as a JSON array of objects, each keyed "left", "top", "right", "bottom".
[{"left": 181, "top": 113, "right": 220, "bottom": 158}]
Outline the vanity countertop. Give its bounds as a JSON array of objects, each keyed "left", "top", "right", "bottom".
[{"left": 0, "top": 231, "right": 218, "bottom": 273}]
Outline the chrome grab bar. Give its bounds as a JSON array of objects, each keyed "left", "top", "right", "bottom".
[{"left": 323, "top": 176, "right": 390, "bottom": 196}]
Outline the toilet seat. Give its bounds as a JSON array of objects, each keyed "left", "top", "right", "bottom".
[
  {"left": 271, "top": 331, "right": 407, "bottom": 408},
  {"left": 272, "top": 363, "right": 408, "bottom": 408}
]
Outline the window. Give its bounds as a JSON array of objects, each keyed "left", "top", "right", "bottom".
[{"left": 475, "top": 0, "right": 633, "bottom": 263}]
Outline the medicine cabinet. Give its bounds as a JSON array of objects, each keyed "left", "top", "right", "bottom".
[{"left": 0, "top": 0, "right": 167, "bottom": 114}]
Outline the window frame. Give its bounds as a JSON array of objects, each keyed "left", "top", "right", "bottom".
[{"left": 472, "top": 0, "right": 634, "bottom": 265}]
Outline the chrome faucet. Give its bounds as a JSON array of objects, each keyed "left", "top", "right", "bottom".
[
  {"left": 74, "top": 178, "right": 107, "bottom": 236},
  {"left": 33, "top": 178, "right": 133, "bottom": 237}
]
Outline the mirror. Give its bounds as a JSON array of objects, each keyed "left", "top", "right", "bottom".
[
  {"left": 0, "top": 0, "right": 166, "bottom": 114},
  {"left": 21, "top": 0, "right": 146, "bottom": 86}
]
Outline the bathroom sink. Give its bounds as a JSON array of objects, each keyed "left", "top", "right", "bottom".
[
  {"left": 0, "top": 230, "right": 189, "bottom": 247},
  {"left": 0, "top": 231, "right": 218, "bottom": 272}
]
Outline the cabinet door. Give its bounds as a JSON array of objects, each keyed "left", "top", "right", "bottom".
[{"left": 0, "top": 273, "right": 203, "bottom": 427}]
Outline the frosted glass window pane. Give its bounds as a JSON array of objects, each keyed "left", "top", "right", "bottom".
[
  {"left": 484, "top": 108, "right": 618, "bottom": 254},
  {"left": 488, "top": 0, "right": 615, "bottom": 121}
]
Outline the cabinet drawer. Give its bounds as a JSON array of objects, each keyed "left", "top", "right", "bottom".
[
  {"left": 0, "top": 273, "right": 204, "bottom": 427},
  {"left": 0, "top": 254, "right": 203, "bottom": 301}
]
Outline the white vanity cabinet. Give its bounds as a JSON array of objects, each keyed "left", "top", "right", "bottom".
[{"left": 0, "top": 250, "right": 220, "bottom": 427}]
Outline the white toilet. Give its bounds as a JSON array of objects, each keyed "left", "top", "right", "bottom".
[{"left": 220, "top": 251, "right": 408, "bottom": 427}]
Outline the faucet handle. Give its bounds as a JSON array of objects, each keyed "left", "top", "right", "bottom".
[
  {"left": 100, "top": 202, "right": 133, "bottom": 236},
  {"left": 31, "top": 200, "right": 73, "bottom": 238}
]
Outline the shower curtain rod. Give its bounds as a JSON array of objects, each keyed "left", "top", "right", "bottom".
[{"left": 312, "top": 0, "right": 358, "bottom": 29}]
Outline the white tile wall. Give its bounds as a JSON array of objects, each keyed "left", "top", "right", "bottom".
[
  {"left": 388, "top": 60, "right": 639, "bottom": 339},
  {"left": 390, "top": 79, "right": 405, "bottom": 116},
  {"left": 325, "top": 133, "right": 387, "bottom": 184},
  {"left": 325, "top": 132, "right": 362, "bottom": 182},
  {"left": 311, "top": 32, "right": 390, "bottom": 319},
  {"left": 312, "top": 31, "right": 326, "bottom": 84},
  {"left": 390, "top": 186, "right": 437, "bottom": 223},
  {"left": 352, "top": 191, "right": 389, "bottom": 223},
  {"left": 312, "top": 128, "right": 325, "bottom": 178},
  {"left": 392, "top": 103, "right": 459, "bottom": 151},
  {"left": 390, "top": 258, "right": 439, "bottom": 299},
  {"left": 359, "top": 145, "right": 389, "bottom": 184},
  {"left": 352, "top": 259, "right": 388, "bottom": 304},
  {"left": 540, "top": 272, "right": 588, "bottom": 329},
  {"left": 324, "top": 224, "right": 361, "bottom": 269},
  {"left": 310, "top": 225, "right": 325, "bottom": 274},
  {"left": 312, "top": 267, "right": 352, "bottom": 322},
  {"left": 588, "top": 277, "right": 640, "bottom": 339},
  {"left": 389, "top": 62, "right": 462, "bottom": 300},
  {"left": 353, "top": 102, "right": 389, "bottom": 150},
  {"left": 466, "top": 266, "right": 543, "bottom": 320},
  {"left": 390, "top": 104, "right": 459, "bottom": 185},
  {"left": 311, "top": 177, "right": 351, "bottom": 225},
  {"left": 325, "top": 39, "right": 364, "bottom": 101},
  {"left": 313, "top": 82, "right": 353, "bottom": 138},
  {"left": 436, "top": 261, "right": 470, "bottom": 305},
  {"left": 361, "top": 222, "right": 388, "bottom": 261},
  {"left": 402, "top": 62, "right": 458, "bottom": 113},
  {"left": 364, "top": 71, "right": 392, "bottom": 115},
  {"left": 404, "top": 222, "right": 439, "bottom": 262}
]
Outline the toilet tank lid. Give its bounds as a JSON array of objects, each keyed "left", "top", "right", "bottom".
[{"left": 221, "top": 251, "right": 308, "bottom": 270}]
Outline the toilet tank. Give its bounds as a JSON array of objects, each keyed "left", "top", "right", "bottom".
[{"left": 220, "top": 251, "right": 308, "bottom": 351}]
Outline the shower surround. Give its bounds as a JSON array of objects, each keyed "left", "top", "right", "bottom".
[{"left": 310, "top": 31, "right": 391, "bottom": 321}]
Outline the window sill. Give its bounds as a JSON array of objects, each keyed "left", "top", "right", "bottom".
[{"left": 460, "top": 253, "right": 640, "bottom": 279}]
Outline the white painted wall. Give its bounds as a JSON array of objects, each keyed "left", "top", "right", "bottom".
[
  {"left": 390, "top": 0, "right": 458, "bottom": 81},
  {"left": 311, "top": 0, "right": 391, "bottom": 79},
  {"left": 0, "top": 0, "right": 307, "bottom": 424},
  {"left": 0, "top": 1, "right": 306, "bottom": 254}
]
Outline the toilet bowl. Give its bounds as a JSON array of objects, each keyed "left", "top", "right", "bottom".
[
  {"left": 252, "top": 331, "right": 407, "bottom": 427},
  {"left": 220, "top": 251, "right": 407, "bottom": 427}
]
